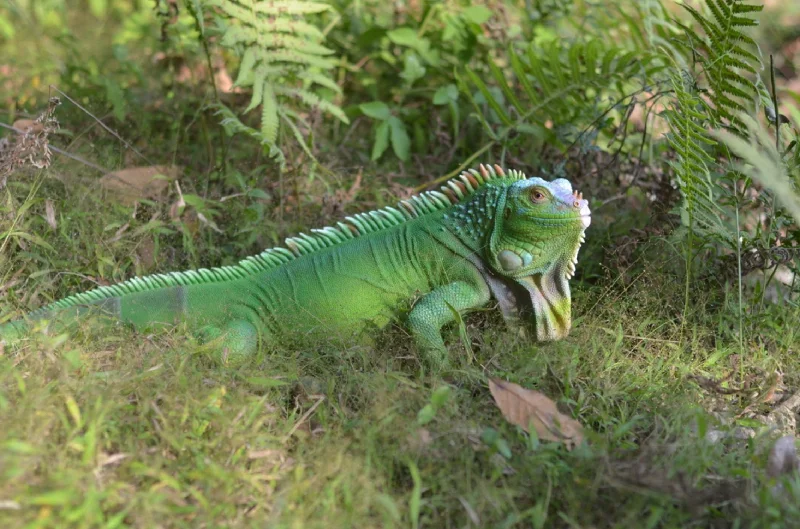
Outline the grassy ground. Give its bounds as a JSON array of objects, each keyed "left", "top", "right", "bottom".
[
  {"left": 2, "top": 1, "right": 800, "bottom": 527},
  {"left": 2, "top": 165, "right": 800, "bottom": 528}
]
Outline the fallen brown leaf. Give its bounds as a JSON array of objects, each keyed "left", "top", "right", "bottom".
[
  {"left": 100, "top": 165, "right": 179, "bottom": 205},
  {"left": 99, "top": 452, "right": 129, "bottom": 467},
  {"left": 44, "top": 199, "right": 57, "bottom": 229},
  {"left": 12, "top": 119, "right": 44, "bottom": 134},
  {"left": 489, "top": 378, "right": 585, "bottom": 450}
]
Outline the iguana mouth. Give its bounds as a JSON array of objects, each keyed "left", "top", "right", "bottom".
[{"left": 527, "top": 216, "right": 585, "bottom": 222}]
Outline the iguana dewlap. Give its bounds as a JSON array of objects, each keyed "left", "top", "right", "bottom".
[{"left": 0, "top": 165, "right": 590, "bottom": 369}]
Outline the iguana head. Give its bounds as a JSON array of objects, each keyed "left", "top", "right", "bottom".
[{"left": 488, "top": 176, "right": 590, "bottom": 341}]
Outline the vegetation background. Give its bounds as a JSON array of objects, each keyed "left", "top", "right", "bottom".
[{"left": 1, "top": 0, "right": 800, "bottom": 527}]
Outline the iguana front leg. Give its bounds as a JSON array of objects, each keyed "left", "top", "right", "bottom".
[{"left": 408, "top": 280, "right": 490, "bottom": 370}]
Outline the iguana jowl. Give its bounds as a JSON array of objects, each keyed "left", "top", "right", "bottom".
[{"left": 0, "top": 165, "right": 591, "bottom": 369}]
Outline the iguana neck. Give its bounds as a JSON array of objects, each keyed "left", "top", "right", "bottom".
[{"left": 440, "top": 183, "right": 505, "bottom": 252}]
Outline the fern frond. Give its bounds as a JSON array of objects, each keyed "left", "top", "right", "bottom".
[
  {"left": 234, "top": 47, "right": 258, "bottom": 86},
  {"left": 711, "top": 114, "right": 800, "bottom": 225},
  {"left": 677, "top": 1, "right": 763, "bottom": 132},
  {"left": 252, "top": 49, "right": 338, "bottom": 69},
  {"left": 664, "top": 68, "right": 734, "bottom": 244},
  {"left": 249, "top": 0, "right": 331, "bottom": 15},
  {"left": 274, "top": 87, "right": 348, "bottom": 124},
  {"left": 203, "top": 0, "right": 348, "bottom": 163},
  {"left": 244, "top": 66, "right": 266, "bottom": 113},
  {"left": 463, "top": 38, "right": 657, "bottom": 148},
  {"left": 296, "top": 71, "right": 342, "bottom": 93},
  {"left": 261, "top": 82, "right": 279, "bottom": 143},
  {"left": 636, "top": 0, "right": 683, "bottom": 61},
  {"left": 221, "top": 27, "right": 334, "bottom": 56}
]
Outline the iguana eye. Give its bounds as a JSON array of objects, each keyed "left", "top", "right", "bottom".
[{"left": 530, "top": 189, "right": 548, "bottom": 203}]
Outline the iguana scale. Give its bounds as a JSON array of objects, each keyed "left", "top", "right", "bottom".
[{"left": 0, "top": 165, "right": 591, "bottom": 369}]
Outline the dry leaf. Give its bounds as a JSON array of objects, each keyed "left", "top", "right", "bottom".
[
  {"left": 196, "top": 211, "right": 224, "bottom": 234},
  {"left": 44, "top": 199, "right": 57, "bottom": 229},
  {"left": 99, "top": 452, "right": 129, "bottom": 467},
  {"left": 107, "top": 222, "right": 130, "bottom": 243},
  {"left": 489, "top": 378, "right": 585, "bottom": 450},
  {"left": 12, "top": 119, "right": 44, "bottom": 134},
  {"left": 458, "top": 496, "right": 480, "bottom": 526},
  {"left": 100, "top": 165, "right": 179, "bottom": 205},
  {"left": 247, "top": 448, "right": 284, "bottom": 461}
]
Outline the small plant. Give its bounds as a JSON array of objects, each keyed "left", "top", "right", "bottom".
[
  {"left": 416, "top": 385, "right": 451, "bottom": 426},
  {"left": 198, "top": 0, "right": 349, "bottom": 163},
  {"left": 460, "top": 37, "right": 660, "bottom": 160},
  {"left": 359, "top": 101, "right": 411, "bottom": 162}
]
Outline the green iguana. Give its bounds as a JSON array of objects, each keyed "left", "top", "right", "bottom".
[{"left": 0, "top": 165, "right": 590, "bottom": 369}]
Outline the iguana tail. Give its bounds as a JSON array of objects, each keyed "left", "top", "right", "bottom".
[
  {"left": 0, "top": 319, "right": 26, "bottom": 345},
  {"left": 0, "top": 277, "right": 260, "bottom": 364},
  {"left": 0, "top": 284, "right": 190, "bottom": 343}
]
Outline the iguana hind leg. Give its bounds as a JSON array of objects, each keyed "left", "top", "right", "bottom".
[
  {"left": 408, "top": 280, "right": 490, "bottom": 370},
  {"left": 196, "top": 319, "right": 259, "bottom": 366}
]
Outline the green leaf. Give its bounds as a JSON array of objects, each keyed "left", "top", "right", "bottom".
[
  {"left": 245, "top": 68, "right": 267, "bottom": 113},
  {"left": 431, "top": 385, "right": 451, "bottom": 408},
  {"left": 387, "top": 27, "right": 419, "bottom": 48},
  {"left": 0, "top": 15, "right": 15, "bottom": 38},
  {"left": 417, "top": 404, "right": 436, "bottom": 425},
  {"left": 29, "top": 489, "right": 74, "bottom": 506},
  {"left": 462, "top": 5, "right": 492, "bottom": 25},
  {"left": 261, "top": 82, "right": 279, "bottom": 143},
  {"left": 400, "top": 54, "right": 426, "bottom": 85},
  {"left": 433, "top": 84, "right": 458, "bottom": 105},
  {"left": 252, "top": 0, "right": 331, "bottom": 15},
  {"left": 88, "top": 0, "right": 107, "bottom": 17},
  {"left": 360, "top": 101, "right": 391, "bottom": 121},
  {"left": 388, "top": 117, "right": 410, "bottom": 161},
  {"left": 4, "top": 439, "right": 36, "bottom": 454},
  {"left": 735, "top": 417, "right": 763, "bottom": 429},
  {"left": 371, "top": 121, "right": 390, "bottom": 161},
  {"left": 186, "top": 0, "right": 204, "bottom": 36},
  {"left": 495, "top": 438, "right": 512, "bottom": 459},
  {"left": 246, "top": 377, "right": 288, "bottom": 388},
  {"left": 408, "top": 460, "right": 423, "bottom": 529},
  {"left": 246, "top": 189, "right": 271, "bottom": 200}
]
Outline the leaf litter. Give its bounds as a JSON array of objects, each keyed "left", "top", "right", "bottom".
[{"left": 488, "top": 378, "right": 585, "bottom": 450}]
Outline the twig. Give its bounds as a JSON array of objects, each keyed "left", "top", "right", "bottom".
[{"left": 282, "top": 396, "right": 325, "bottom": 443}]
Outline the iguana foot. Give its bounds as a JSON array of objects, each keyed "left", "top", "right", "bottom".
[{"left": 196, "top": 320, "right": 259, "bottom": 366}]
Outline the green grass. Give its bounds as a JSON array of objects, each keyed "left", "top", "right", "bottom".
[
  {"left": 2, "top": 1, "right": 800, "bottom": 525},
  {"left": 2, "top": 207, "right": 800, "bottom": 527}
]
